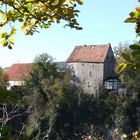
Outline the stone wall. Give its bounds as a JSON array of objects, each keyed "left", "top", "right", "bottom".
[
  {"left": 104, "top": 46, "right": 116, "bottom": 81},
  {"left": 67, "top": 62, "right": 104, "bottom": 95}
]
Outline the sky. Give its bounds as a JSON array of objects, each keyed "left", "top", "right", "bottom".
[{"left": 0, "top": 0, "right": 139, "bottom": 68}]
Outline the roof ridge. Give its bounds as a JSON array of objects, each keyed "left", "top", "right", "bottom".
[
  {"left": 75, "top": 44, "right": 110, "bottom": 47},
  {"left": 67, "top": 44, "right": 112, "bottom": 63}
]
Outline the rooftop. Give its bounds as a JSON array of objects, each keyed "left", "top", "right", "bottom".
[
  {"left": 67, "top": 44, "right": 111, "bottom": 63},
  {"left": 7, "top": 63, "right": 32, "bottom": 81}
]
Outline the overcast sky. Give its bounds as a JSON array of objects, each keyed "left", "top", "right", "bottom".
[{"left": 0, "top": 0, "right": 139, "bottom": 67}]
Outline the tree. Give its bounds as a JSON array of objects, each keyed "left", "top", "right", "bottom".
[
  {"left": 0, "top": 85, "right": 29, "bottom": 139},
  {"left": 115, "top": 42, "right": 140, "bottom": 91},
  {"left": 0, "top": 0, "right": 83, "bottom": 49},
  {"left": 0, "top": 68, "right": 28, "bottom": 139},
  {"left": 22, "top": 54, "right": 121, "bottom": 139},
  {"left": 119, "top": 1, "right": 140, "bottom": 72},
  {"left": 23, "top": 53, "right": 72, "bottom": 139},
  {"left": 117, "top": 4, "right": 140, "bottom": 135}
]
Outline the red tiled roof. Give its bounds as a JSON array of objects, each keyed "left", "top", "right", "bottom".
[
  {"left": 67, "top": 44, "right": 110, "bottom": 63},
  {"left": 7, "top": 63, "right": 32, "bottom": 81}
]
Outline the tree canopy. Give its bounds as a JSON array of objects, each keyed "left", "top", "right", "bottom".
[
  {"left": 0, "top": 0, "right": 83, "bottom": 49},
  {"left": 115, "top": 42, "right": 140, "bottom": 90}
]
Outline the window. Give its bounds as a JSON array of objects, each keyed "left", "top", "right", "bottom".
[
  {"left": 104, "top": 79, "right": 120, "bottom": 90},
  {"left": 89, "top": 71, "right": 91, "bottom": 77},
  {"left": 88, "top": 81, "right": 90, "bottom": 88}
]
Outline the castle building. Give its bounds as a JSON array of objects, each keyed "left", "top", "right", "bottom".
[{"left": 66, "top": 44, "right": 120, "bottom": 95}]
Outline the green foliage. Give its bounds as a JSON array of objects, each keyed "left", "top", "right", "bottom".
[
  {"left": 0, "top": 67, "right": 18, "bottom": 104},
  {"left": 0, "top": 67, "right": 8, "bottom": 87},
  {"left": 120, "top": 1, "right": 140, "bottom": 72},
  {"left": 118, "top": 63, "right": 128, "bottom": 72},
  {"left": 0, "top": 68, "right": 29, "bottom": 139},
  {"left": 115, "top": 43, "right": 140, "bottom": 89},
  {"left": 0, "top": 124, "right": 30, "bottom": 140},
  {"left": 121, "top": 52, "right": 131, "bottom": 62},
  {"left": 23, "top": 53, "right": 70, "bottom": 139},
  {"left": 129, "top": 44, "right": 140, "bottom": 50},
  {"left": 5, "top": 49, "right": 139, "bottom": 139},
  {"left": 0, "top": 0, "right": 83, "bottom": 48},
  {"left": 23, "top": 53, "right": 119, "bottom": 139},
  {"left": 117, "top": 44, "right": 140, "bottom": 71},
  {"left": 0, "top": 86, "right": 17, "bottom": 104},
  {"left": 0, "top": 27, "right": 16, "bottom": 49},
  {"left": 0, "top": 125, "right": 12, "bottom": 140},
  {"left": 116, "top": 93, "right": 140, "bottom": 137},
  {"left": 125, "top": 4, "right": 140, "bottom": 34}
]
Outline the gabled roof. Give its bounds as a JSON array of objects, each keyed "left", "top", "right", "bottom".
[
  {"left": 7, "top": 63, "right": 32, "bottom": 81},
  {"left": 67, "top": 44, "right": 111, "bottom": 63}
]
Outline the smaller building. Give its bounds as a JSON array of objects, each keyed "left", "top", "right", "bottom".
[
  {"left": 6, "top": 62, "right": 66, "bottom": 90},
  {"left": 7, "top": 63, "right": 32, "bottom": 90}
]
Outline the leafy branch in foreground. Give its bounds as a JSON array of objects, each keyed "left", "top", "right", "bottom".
[
  {"left": 118, "top": 43, "right": 140, "bottom": 73},
  {"left": 118, "top": 1, "right": 140, "bottom": 72},
  {"left": 0, "top": 0, "right": 83, "bottom": 48},
  {"left": 125, "top": 3, "right": 140, "bottom": 35}
]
